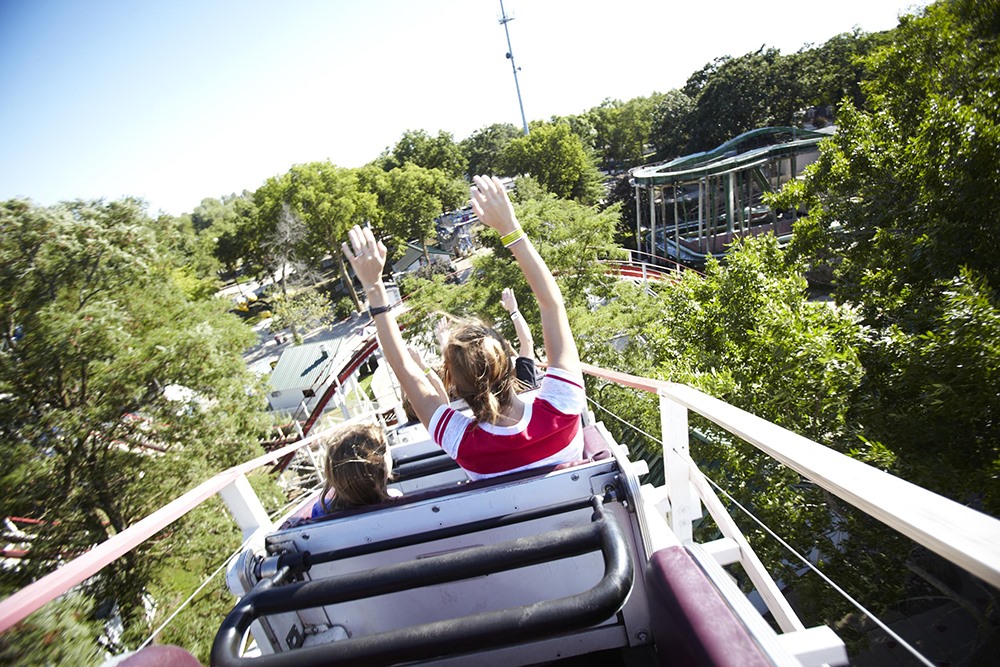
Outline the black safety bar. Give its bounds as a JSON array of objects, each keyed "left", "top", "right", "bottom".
[
  {"left": 212, "top": 496, "right": 634, "bottom": 667},
  {"left": 391, "top": 449, "right": 460, "bottom": 481}
]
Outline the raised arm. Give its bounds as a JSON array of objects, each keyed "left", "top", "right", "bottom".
[
  {"left": 470, "top": 175, "right": 580, "bottom": 375},
  {"left": 342, "top": 226, "right": 446, "bottom": 428},
  {"left": 500, "top": 287, "right": 534, "bottom": 359},
  {"left": 407, "top": 346, "right": 449, "bottom": 404}
]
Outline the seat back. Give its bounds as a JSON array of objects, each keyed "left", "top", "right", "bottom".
[{"left": 246, "top": 451, "right": 651, "bottom": 666}]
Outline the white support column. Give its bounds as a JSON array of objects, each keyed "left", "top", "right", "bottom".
[
  {"left": 297, "top": 399, "right": 311, "bottom": 424},
  {"left": 672, "top": 184, "right": 680, "bottom": 268},
  {"left": 648, "top": 185, "right": 657, "bottom": 260},
  {"left": 346, "top": 374, "right": 365, "bottom": 412},
  {"left": 658, "top": 185, "right": 666, "bottom": 261},
  {"left": 659, "top": 393, "right": 701, "bottom": 543},
  {"left": 700, "top": 179, "right": 705, "bottom": 248},
  {"left": 335, "top": 379, "right": 351, "bottom": 421},
  {"left": 726, "top": 172, "right": 735, "bottom": 234},
  {"left": 218, "top": 473, "right": 272, "bottom": 542},
  {"left": 634, "top": 184, "right": 641, "bottom": 253}
]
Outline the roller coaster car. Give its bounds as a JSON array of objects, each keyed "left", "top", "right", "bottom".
[{"left": 213, "top": 422, "right": 841, "bottom": 667}]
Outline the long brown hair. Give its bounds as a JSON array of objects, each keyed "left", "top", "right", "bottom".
[
  {"left": 443, "top": 323, "right": 517, "bottom": 424},
  {"left": 320, "top": 423, "right": 391, "bottom": 511}
]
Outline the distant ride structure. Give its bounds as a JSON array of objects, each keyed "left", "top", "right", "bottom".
[{"left": 630, "top": 126, "right": 832, "bottom": 266}]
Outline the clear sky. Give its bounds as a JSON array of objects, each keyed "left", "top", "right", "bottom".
[{"left": 0, "top": 0, "right": 924, "bottom": 217}]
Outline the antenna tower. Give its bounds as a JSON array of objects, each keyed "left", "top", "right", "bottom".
[{"left": 498, "top": 1, "right": 528, "bottom": 135}]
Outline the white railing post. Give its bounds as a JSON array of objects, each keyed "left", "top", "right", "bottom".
[
  {"left": 218, "top": 473, "right": 272, "bottom": 542},
  {"left": 659, "top": 392, "right": 702, "bottom": 543},
  {"left": 296, "top": 399, "right": 311, "bottom": 423}
]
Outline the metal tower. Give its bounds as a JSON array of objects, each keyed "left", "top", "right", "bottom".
[{"left": 498, "top": 1, "right": 528, "bottom": 135}]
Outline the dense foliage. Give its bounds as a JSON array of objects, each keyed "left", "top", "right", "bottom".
[
  {"left": 0, "top": 198, "right": 274, "bottom": 659},
  {"left": 772, "top": 0, "right": 1000, "bottom": 516},
  {"left": 5, "top": 2, "right": 997, "bottom": 664}
]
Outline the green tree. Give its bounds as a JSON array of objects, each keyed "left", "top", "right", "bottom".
[
  {"left": 500, "top": 122, "right": 605, "bottom": 205},
  {"left": 0, "top": 594, "right": 105, "bottom": 664},
  {"left": 650, "top": 88, "right": 695, "bottom": 161},
  {"left": 770, "top": 0, "right": 1000, "bottom": 514},
  {"left": 244, "top": 174, "right": 322, "bottom": 310},
  {"left": 382, "top": 129, "right": 467, "bottom": 180},
  {"left": 269, "top": 288, "right": 337, "bottom": 343},
  {"left": 188, "top": 194, "right": 246, "bottom": 282},
  {"left": 459, "top": 123, "right": 521, "bottom": 179},
  {"left": 548, "top": 113, "right": 597, "bottom": 152},
  {"left": 283, "top": 162, "right": 375, "bottom": 312},
  {"left": 191, "top": 195, "right": 242, "bottom": 232},
  {"left": 0, "top": 198, "right": 271, "bottom": 648},
  {"left": 381, "top": 163, "right": 456, "bottom": 265},
  {"left": 684, "top": 48, "right": 805, "bottom": 151},
  {"left": 213, "top": 193, "right": 257, "bottom": 288},
  {"left": 795, "top": 29, "right": 891, "bottom": 120},
  {"left": 588, "top": 95, "right": 663, "bottom": 172}
]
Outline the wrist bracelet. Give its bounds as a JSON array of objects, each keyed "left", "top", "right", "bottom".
[
  {"left": 500, "top": 227, "right": 525, "bottom": 246},
  {"left": 505, "top": 235, "right": 527, "bottom": 250},
  {"left": 369, "top": 304, "right": 391, "bottom": 317},
  {"left": 423, "top": 367, "right": 433, "bottom": 375},
  {"left": 510, "top": 310, "right": 521, "bottom": 320}
]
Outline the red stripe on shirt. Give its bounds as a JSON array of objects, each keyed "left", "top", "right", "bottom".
[{"left": 434, "top": 407, "right": 455, "bottom": 444}]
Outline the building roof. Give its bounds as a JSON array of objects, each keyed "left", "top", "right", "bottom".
[
  {"left": 391, "top": 242, "right": 450, "bottom": 274},
  {"left": 268, "top": 341, "right": 336, "bottom": 393}
]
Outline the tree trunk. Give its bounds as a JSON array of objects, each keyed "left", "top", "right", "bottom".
[{"left": 338, "top": 255, "right": 362, "bottom": 312}]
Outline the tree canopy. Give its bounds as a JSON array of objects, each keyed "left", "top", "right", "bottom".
[
  {"left": 771, "top": 0, "right": 1000, "bottom": 515},
  {"left": 499, "top": 122, "right": 605, "bottom": 205},
  {"left": 381, "top": 129, "right": 468, "bottom": 180},
  {"left": 459, "top": 122, "right": 521, "bottom": 180},
  {"left": 0, "top": 198, "right": 273, "bottom": 648}
]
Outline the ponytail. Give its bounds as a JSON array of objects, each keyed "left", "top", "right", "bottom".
[{"left": 443, "top": 323, "right": 516, "bottom": 425}]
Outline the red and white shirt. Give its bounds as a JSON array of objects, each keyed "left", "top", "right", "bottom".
[{"left": 428, "top": 367, "right": 586, "bottom": 480}]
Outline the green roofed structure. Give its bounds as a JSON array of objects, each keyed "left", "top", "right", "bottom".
[{"left": 629, "top": 126, "right": 832, "bottom": 266}]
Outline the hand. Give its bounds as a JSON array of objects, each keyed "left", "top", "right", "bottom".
[
  {"left": 500, "top": 287, "right": 518, "bottom": 313},
  {"left": 342, "top": 225, "right": 387, "bottom": 290},
  {"left": 435, "top": 318, "right": 450, "bottom": 349},
  {"left": 407, "top": 346, "right": 426, "bottom": 369},
  {"left": 470, "top": 175, "right": 518, "bottom": 236}
]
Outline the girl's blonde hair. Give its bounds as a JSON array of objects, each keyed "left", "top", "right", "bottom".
[
  {"left": 443, "top": 323, "right": 517, "bottom": 424},
  {"left": 319, "top": 423, "right": 391, "bottom": 512}
]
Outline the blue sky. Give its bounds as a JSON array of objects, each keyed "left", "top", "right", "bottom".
[{"left": 0, "top": 0, "right": 923, "bottom": 217}]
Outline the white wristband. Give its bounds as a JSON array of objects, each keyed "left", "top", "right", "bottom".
[{"left": 510, "top": 310, "right": 521, "bottom": 320}]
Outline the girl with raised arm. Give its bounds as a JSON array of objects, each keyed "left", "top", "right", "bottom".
[{"left": 342, "top": 175, "right": 585, "bottom": 480}]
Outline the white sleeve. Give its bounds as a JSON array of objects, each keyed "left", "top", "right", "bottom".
[
  {"left": 537, "top": 367, "right": 586, "bottom": 415},
  {"left": 428, "top": 404, "right": 473, "bottom": 459}
]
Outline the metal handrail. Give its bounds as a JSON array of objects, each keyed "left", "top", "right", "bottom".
[{"left": 579, "top": 362, "right": 1000, "bottom": 589}]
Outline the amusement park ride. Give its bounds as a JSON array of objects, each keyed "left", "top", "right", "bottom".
[
  {"left": 1, "top": 124, "right": 997, "bottom": 665},
  {"left": 4, "top": 327, "right": 997, "bottom": 666}
]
